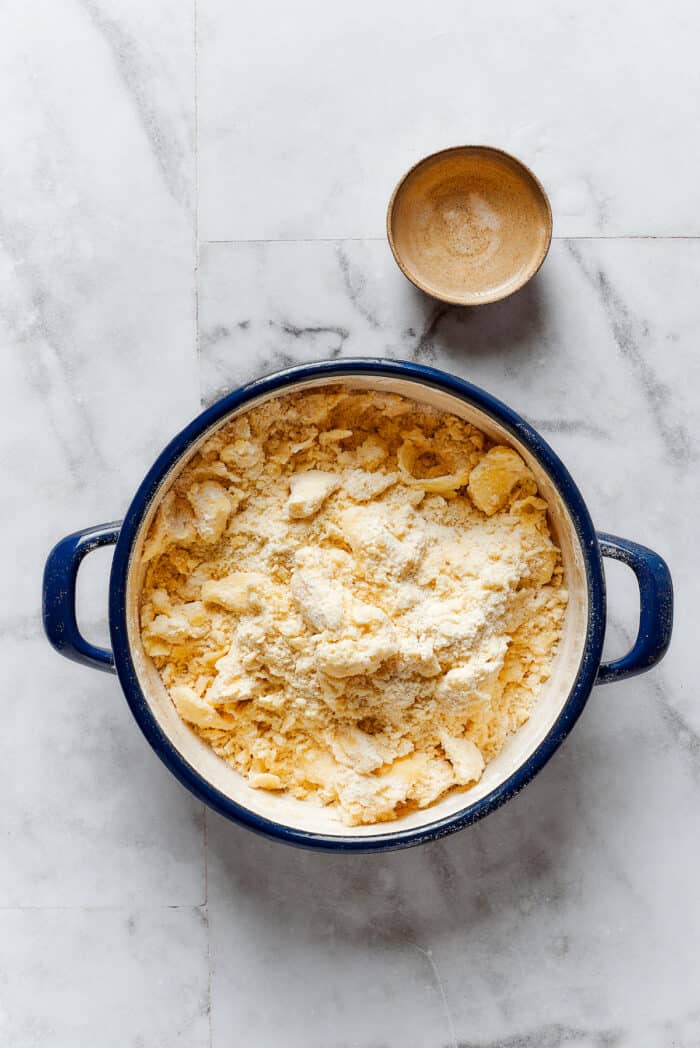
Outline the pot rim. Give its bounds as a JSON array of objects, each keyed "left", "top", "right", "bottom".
[{"left": 108, "top": 358, "right": 606, "bottom": 852}]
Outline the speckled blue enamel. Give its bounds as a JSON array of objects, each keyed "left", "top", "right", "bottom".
[{"left": 42, "top": 359, "right": 674, "bottom": 852}]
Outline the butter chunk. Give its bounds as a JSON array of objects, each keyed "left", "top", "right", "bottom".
[
  {"left": 396, "top": 437, "right": 470, "bottom": 494},
  {"left": 287, "top": 470, "right": 339, "bottom": 518},
  {"left": 319, "top": 428, "right": 353, "bottom": 445},
  {"left": 439, "top": 731, "right": 485, "bottom": 785},
  {"left": 202, "top": 572, "right": 268, "bottom": 612},
  {"left": 170, "top": 684, "right": 234, "bottom": 729},
  {"left": 342, "top": 468, "right": 398, "bottom": 502},
  {"left": 220, "top": 437, "right": 264, "bottom": 474},
  {"left": 330, "top": 727, "right": 386, "bottom": 774},
  {"left": 187, "top": 481, "right": 232, "bottom": 542},
  {"left": 142, "top": 491, "right": 197, "bottom": 561},
  {"left": 249, "top": 772, "right": 283, "bottom": 790},
  {"left": 350, "top": 435, "right": 387, "bottom": 469},
  {"left": 387, "top": 752, "right": 456, "bottom": 808},
  {"left": 468, "top": 447, "right": 535, "bottom": 516},
  {"left": 143, "top": 602, "right": 209, "bottom": 646},
  {"left": 207, "top": 647, "right": 258, "bottom": 704}
]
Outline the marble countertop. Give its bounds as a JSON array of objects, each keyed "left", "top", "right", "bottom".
[{"left": 2, "top": 2, "right": 697, "bottom": 1045}]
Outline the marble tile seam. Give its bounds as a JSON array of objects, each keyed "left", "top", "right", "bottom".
[
  {"left": 194, "top": 0, "right": 203, "bottom": 409},
  {"left": 197, "top": 234, "right": 700, "bottom": 245},
  {"left": 203, "top": 808, "right": 213, "bottom": 1048},
  {"left": 0, "top": 904, "right": 207, "bottom": 912}
]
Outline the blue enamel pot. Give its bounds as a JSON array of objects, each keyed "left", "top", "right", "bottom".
[{"left": 42, "top": 360, "right": 673, "bottom": 852}]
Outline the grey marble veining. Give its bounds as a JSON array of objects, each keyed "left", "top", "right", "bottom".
[
  {"left": 0, "top": 0, "right": 199, "bottom": 624},
  {"left": 1, "top": 634, "right": 205, "bottom": 909},
  {"left": 1, "top": 0, "right": 698, "bottom": 1044},
  {"left": 198, "top": 0, "right": 700, "bottom": 240},
  {"left": 1, "top": 3, "right": 206, "bottom": 1042},
  {"left": 0, "top": 907, "right": 209, "bottom": 1047},
  {"left": 206, "top": 685, "right": 700, "bottom": 1048},
  {"left": 200, "top": 238, "right": 697, "bottom": 1047}
]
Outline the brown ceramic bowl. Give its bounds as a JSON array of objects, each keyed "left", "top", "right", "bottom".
[{"left": 387, "top": 146, "right": 552, "bottom": 306}]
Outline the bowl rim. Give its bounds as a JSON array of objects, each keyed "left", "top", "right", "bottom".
[
  {"left": 386, "top": 144, "right": 554, "bottom": 306},
  {"left": 109, "top": 358, "right": 605, "bottom": 852}
]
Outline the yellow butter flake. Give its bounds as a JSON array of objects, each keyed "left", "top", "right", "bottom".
[
  {"left": 170, "top": 685, "right": 234, "bottom": 730},
  {"left": 187, "top": 481, "right": 233, "bottom": 543},
  {"left": 468, "top": 447, "right": 536, "bottom": 516},
  {"left": 319, "top": 428, "right": 353, "bottom": 445},
  {"left": 286, "top": 470, "right": 340, "bottom": 518},
  {"left": 249, "top": 772, "right": 283, "bottom": 790},
  {"left": 201, "top": 572, "right": 268, "bottom": 612},
  {"left": 439, "top": 731, "right": 485, "bottom": 785}
]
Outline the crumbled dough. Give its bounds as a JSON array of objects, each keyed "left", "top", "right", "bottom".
[{"left": 139, "top": 389, "right": 567, "bottom": 826}]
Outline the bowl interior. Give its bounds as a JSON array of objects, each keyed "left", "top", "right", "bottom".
[
  {"left": 388, "top": 146, "right": 552, "bottom": 306},
  {"left": 125, "top": 375, "right": 588, "bottom": 839}
]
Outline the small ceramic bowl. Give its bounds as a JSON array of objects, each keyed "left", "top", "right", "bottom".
[{"left": 387, "top": 146, "right": 553, "bottom": 306}]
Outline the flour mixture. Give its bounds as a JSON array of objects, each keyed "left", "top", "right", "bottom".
[{"left": 139, "top": 389, "right": 567, "bottom": 825}]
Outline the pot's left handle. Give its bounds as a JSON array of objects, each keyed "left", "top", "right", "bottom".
[{"left": 42, "top": 522, "right": 122, "bottom": 673}]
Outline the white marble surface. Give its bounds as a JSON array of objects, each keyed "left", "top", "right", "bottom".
[
  {"left": 1, "top": 1, "right": 697, "bottom": 1045},
  {"left": 201, "top": 240, "right": 697, "bottom": 1048},
  {"left": 0, "top": 908, "right": 209, "bottom": 1047},
  {"left": 198, "top": 0, "right": 700, "bottom": 239}
]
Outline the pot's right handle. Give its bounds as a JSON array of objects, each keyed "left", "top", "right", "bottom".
[
  {"left": 42, "top": 522, "right": 121, "bottom": 673},
  {"left": 596, "top": 532, "right": 673, "bottom": 684}
]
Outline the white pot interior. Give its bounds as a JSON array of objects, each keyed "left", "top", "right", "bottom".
[{"left": 125, "top": 374, "right": 589, "bottom": 838}]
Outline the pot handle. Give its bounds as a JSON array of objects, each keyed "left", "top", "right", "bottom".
[
  {"left": 596, "top": 532, "right": 673, "bottom": 684},
  {"left": 42, "top": 522, "right": 121, "bottom": 673}
]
